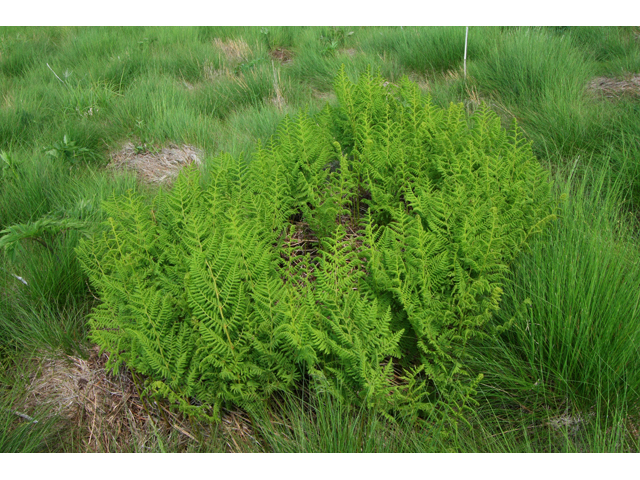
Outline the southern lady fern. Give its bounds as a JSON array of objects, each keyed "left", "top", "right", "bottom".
[{"left": 78, "top": 66, "right": 555, "bottom": 420}]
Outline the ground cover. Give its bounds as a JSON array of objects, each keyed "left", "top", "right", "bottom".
[{"left": 1, "top": 25, "right": 639, "bottom": 452}]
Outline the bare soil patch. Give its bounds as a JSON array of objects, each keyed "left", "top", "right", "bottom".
[
  {"left": 109, "top": 143, "right": 203, "bottom": 184},
  {"left": 270, "top": 48, "right": 294, "bottom": 64},
  {"left": 588, "top": 74, "right": 640, "bottom": 99},
  {"left": 338, "top": 48, "right": 358, "bottom": 57},
  {"left": 313, "top": 89, "right": 337, "bottom": 104}
]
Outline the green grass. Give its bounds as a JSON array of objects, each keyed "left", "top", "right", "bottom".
[
  {"left": 460, "top": 160, "right": 640, "bottom": 452},
  {"left": 360, "top": 26, "right": 499, "bottom": 75},
  {"left": 559, "top": 26, "right": 640, "bottom": 74},
  {"left": 501, "top": 163, "right": 640, "bottom": 407},
  {"left": 1, "top": 25, "right": 640, "bottom": 452},
  {"left": 467, "top": 27, "right": 640, "bottom": 205},
  {"left": 0, "top": 352, "right": 65, "bottom": 452},
  {"left": 470, "top": 29, "right": 593, "bottom": 108}
]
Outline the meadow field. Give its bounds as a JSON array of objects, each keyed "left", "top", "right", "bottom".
[{"left": 1, "top": 26, "right": 640, "bottom": 452}]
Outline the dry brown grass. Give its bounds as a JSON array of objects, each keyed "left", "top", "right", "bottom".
[
  {"left": 16, "top": 347, "right": 260, "bottom": 452},
  {"left": 588, "top": 74, "right": 640, "bottom": 99},
  {"left": 204, "top": 63, "right": 235, "bottom": 82},
  {"left": 213, "top": 37, "right": 252, "bottom": 64},
  {"left": 408, "top": 70, "right": 459, "bottom": 93},
  {"left": 205, "top": 38, "right": 254, "bottom": 82},
  {"left": 338, "top": 48, "right": 358, "bottom": 57},
  {"left": 314, "top": 90, "right": 337, "bottom": 103},
  {"left": 109, "top": 142, "right": 203, "bottom": 184},
  {"left": 2, "top": 91, "right": 13, "bottom": 109},
  {"left": 270, "top": 62, "right": 285, "bottom": 110},
  {"left": 20, "top": 346, "right": 162, "bottom": 452}
]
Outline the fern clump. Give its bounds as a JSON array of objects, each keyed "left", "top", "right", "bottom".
[{"left": 77, "top": 67, "right": 555, "bottom": 421}]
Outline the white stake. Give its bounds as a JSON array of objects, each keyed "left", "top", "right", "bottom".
[
  {"left": 464, "top": 26, "right": 469, "bottom": 80},
  {"left": 11, "top": 274, "right": 28, "bottom": 286},
  {"left": 46, "top": 63, "right": 67, "bottom": 87}
]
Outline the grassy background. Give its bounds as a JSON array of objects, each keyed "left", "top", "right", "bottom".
[{"left": 1, "top": 25, "right": 639, "bottom": 452}]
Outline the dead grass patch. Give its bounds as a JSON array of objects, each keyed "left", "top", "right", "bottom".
[
  {"left": 2, "top": 91, "right": 13, "bottom": 109},
  {"left": 16, "top": 347, "right": 260, "bottom": 452},
  {"left": 19, "top": 347, "right": 161, "bottom": 452},
  {"left": 213, "top": 37, "right": 252, "bottom": 64},
  {"left": 463, "top": 84, "right": 485, "bottom": 113},
  {"left": 270, "top": 63, "right": 286, "bottom": 110},
  {"left": 442, "top": 69, "right": 463, "bottom": 83},
  {"left": 313, "top": 89, "right": 337, "bottom": 104},
  {"left": 338, "top": 48, "right": 358, "bottom": 57},
  {"left": 407, "top": 73, "right": 431, "bottom": 93},
  {"left": 269, "top": 48, "right": 294, "bottom": 64},
  {"left": 588, "top": 74, "right": 640, "bottom": 99},
  {"left": 109, "top": 142, "right": 203, "bottom": 184},
  {"left": 411, "top": 69, "right": 463, "bottom": 91},
  {"left": 204, "top": 65, "right": 236, "bottom": 82}
]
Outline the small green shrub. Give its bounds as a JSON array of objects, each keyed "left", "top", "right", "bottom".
[
  {"left": 77, "top": 67, "right": 555, "bottom": 421},
  {"left": 44, "top": 134, "right": 98, "bottom": 165},
  {"left": 0, "top": 150, "right": 21, "bottom": 182},
  {"left": 319, "top": 27, "right": 355, "bottom": 57}
]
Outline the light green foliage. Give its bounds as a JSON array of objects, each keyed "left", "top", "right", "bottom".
[
  {"left": 329, "top": 68, "right": 556, "bottom": 416},
  {"left": 78, "top": 67, "right": 555, "bottom": 420},
  {"left": 0, "top": 216, "right": 88, "bottom": 260},
  {"left": 78, "top": 167, "right": 300, "bottom": 420},
  {"left": 44, "top": 134, "right": 97, "bottom": 165},
  {"left": 0, "top": 150, "right": 20, "bottom": 181}
]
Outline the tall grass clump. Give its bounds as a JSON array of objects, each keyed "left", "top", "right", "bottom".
[
  {"left": 0, "top": 29, "right": 61, "bottom": 78},
  {"left": 475, "top": 161, "right": 640, "bottom": 419},
  {"left": 361, "top": 26, "right": 497, "bottom": 75},
  {"left": 285, "top": 46, "right": 397, "bottom": 93},
  {"left": 470, "top": 29, "right": 593, "bottom": 108},
  {"left": 0, "top": 355, "right": 62, "bottom": 452},
  {"left": 244, "top": 386, "right": 453, "bottom": 452},
  {"left": 469, "top": 27, "right": 640, "bottom": 205},
  {"left": 209, "top": 103, "right": 301, "bottom": 159},
  {"left": 0, "top": 150, "right": 137, "bottom": 356},
  {"left": 0, "top": 394, "right": 59, "bottom": 453},
  {"left": 190, "top": 64, "right": 277, "bottom": 119},
  {"left": 557, "top": 26, "right": 640, "bottom": 75},
  {"left": 468, "top": 28, "right": 633, "bottom": 165},
  {"left": 605, "top": 103, "right": 640, "bottom": 206}
]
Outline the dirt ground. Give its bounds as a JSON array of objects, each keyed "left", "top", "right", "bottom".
[
  {"left": 588, "top": 74, "right": 640, "bottom": 98},
  {"left": 109, "top": 143, "right": 203, "bottom": 184}
]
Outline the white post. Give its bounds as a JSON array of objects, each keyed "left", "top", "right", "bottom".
[{"left": 464, "top": 26, "right": 469, "bottom": 80}]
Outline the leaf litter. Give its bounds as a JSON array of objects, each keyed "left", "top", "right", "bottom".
[
  {"left": 15, "top": 346, "right": 258, "bottom": 452},
  {"left": 109, "top": 143, "right": 203, "bottom": 185}
]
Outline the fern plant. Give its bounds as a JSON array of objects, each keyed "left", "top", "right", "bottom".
[
  {"left": 0, "top": 216, "right": 88, "bottom": 260},
  {"left": 78, "top": 66, "right": 555, "bottom": 421}
]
